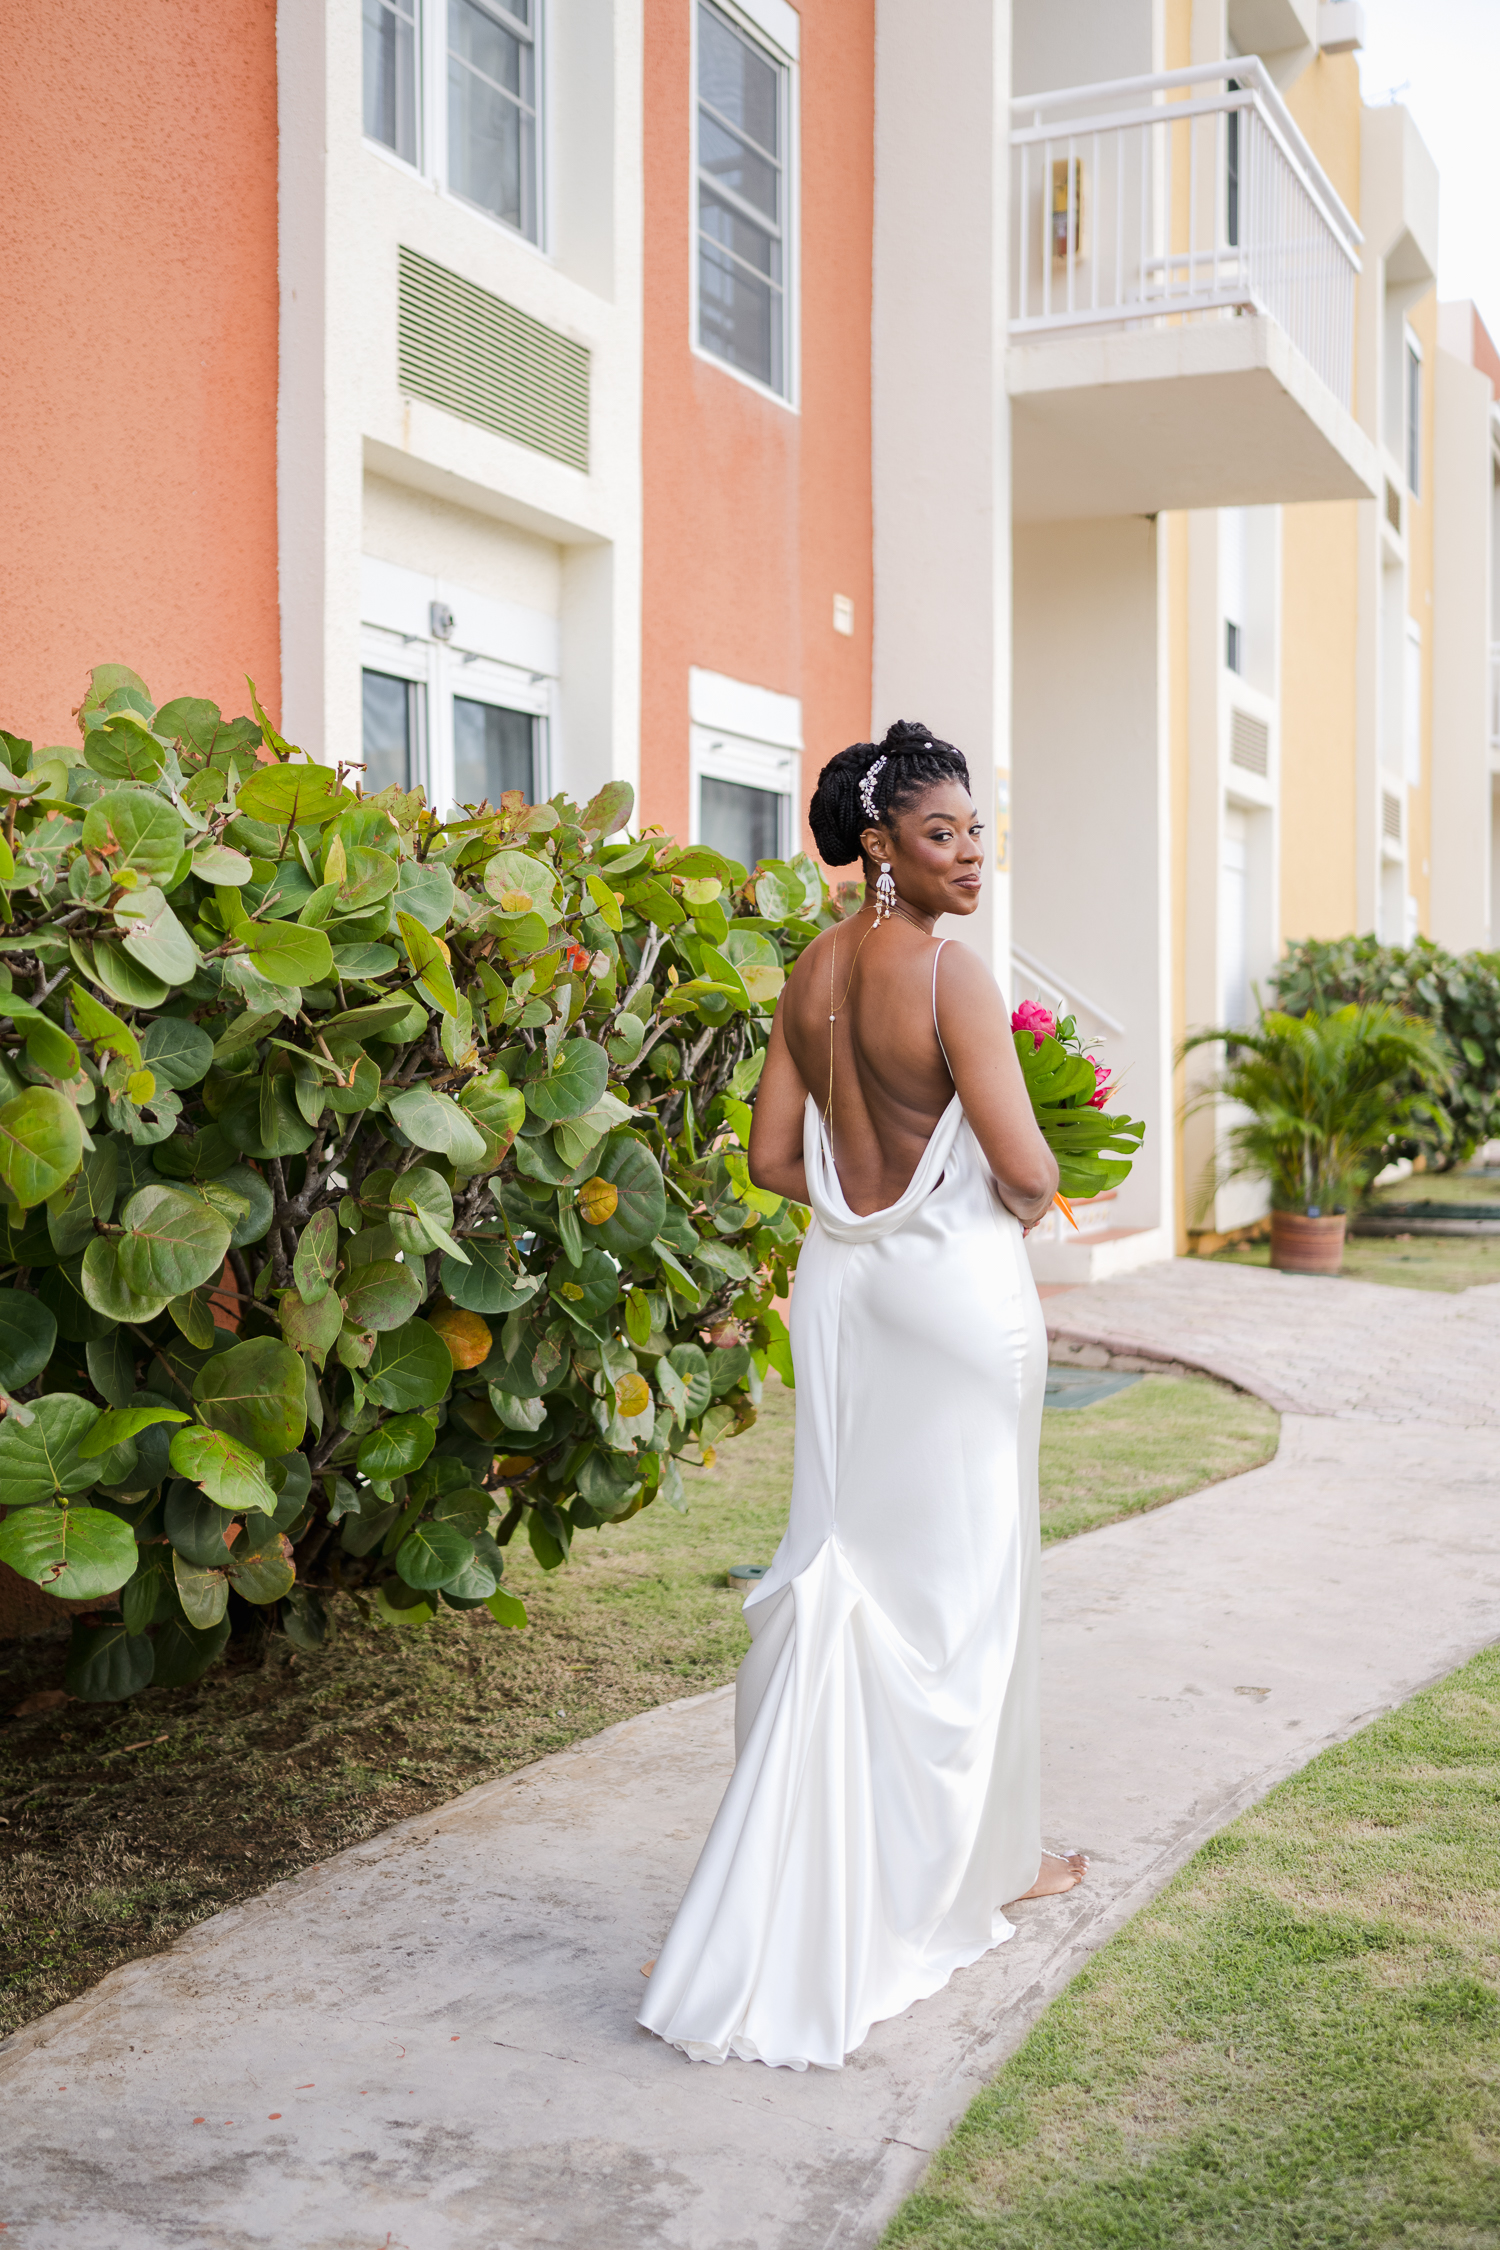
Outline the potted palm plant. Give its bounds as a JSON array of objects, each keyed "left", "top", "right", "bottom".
[{"left": 1182, "top": 1004, "right": 1453, "bottom": 1274}]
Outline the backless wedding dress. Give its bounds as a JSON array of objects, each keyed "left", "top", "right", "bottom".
[{"left": 638, "top": 947, "right": 1047, "bottom": 2071}]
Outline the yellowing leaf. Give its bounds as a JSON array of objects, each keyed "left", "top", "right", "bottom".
[
  {"left": 576, "top": 1176, "right": 619, "bottom": 1226},
  {"left": 614, "top": 1371, "right": 650, "bottom": 1418}
]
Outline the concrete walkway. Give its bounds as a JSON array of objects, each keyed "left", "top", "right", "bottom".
[{"left": 5, "top": 1262, "right": 1500, "bottom": 2250}]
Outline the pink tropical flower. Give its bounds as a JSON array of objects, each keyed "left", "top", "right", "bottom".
[
  {"left": 1011, "top": 1000, "right": 1056, "bottom": 1050},
  {"left": 1088, "top": 1059, "right": 1112, "bottom": 1110}
]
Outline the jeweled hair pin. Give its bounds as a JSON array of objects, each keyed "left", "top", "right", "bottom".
[{"left": 859, "top": 756, "right": 887, "bottom": 823}]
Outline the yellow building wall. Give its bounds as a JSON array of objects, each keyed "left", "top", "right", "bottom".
[
  {"left": 1406, "top": 286, "right": 1438, "bottom": 934},
  {"left": 1277, "top": 54, "right": 1364, "bottom": 948}
]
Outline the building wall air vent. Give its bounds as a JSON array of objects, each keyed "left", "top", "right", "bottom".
[
  {"left": 397, "top": 246, "right": 590, "bottom": 473},
  {"left": 1229, "top": 708, "right": 1270, "bottom": 778},
  {"left": 1382, "top": 787, "right": 1403, "bottom": 842}
]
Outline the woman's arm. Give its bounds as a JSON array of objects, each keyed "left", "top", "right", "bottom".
[
  {"left": 747, "top": 1003, "right": 809, "bottom": 1204},
  {"left": 935, "top": 944, "right": 1059, "bottom": 1227}
]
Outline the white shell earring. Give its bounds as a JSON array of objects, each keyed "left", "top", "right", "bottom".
[{"left": 874, "top": 862, "right": 896, "bottom": 922}]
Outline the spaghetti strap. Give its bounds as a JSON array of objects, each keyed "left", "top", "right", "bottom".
[{"left": 932, "top": 938, "right": 955, "bottom": 1080}]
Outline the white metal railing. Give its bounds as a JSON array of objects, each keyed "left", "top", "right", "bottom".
[
  {"left": 1011, "top": 56, "right": 1362, "bottom": 409},
  {"left": 1010, "top": 943, "right": 1124, "bottom": 1038}
]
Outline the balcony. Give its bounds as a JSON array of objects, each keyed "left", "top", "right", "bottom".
[{"left": 1008, "top": 59, "right": 1379, "bottom": 519}]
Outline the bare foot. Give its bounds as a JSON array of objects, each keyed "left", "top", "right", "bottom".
[
  {"left": 1009, "top": 1850, "right": 1088, "bottom": 1903},
  {"left": 640, "top": 1959, "right": 656, "bottom": 1978}
]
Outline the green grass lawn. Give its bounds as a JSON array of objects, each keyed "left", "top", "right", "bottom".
[
  {"left": 1041, "top": 1375, "right": 1277, "bottom": 1544},
  {"left": 883, "top": 1643, "right": 1500, "bottom": 2250},
  {"left": 0, "top": 1367, "right": 1268, "bottom": 2039},
  {"left": 1215, "top": 1230, "right": 1500, "bottom": 1293}
]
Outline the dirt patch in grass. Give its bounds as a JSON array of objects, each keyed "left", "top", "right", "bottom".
[
  {"left": 1, "top": 1366, "right": 1273, "bottom": 2040},
  {"left": 882, "top": 1644, "right": 1500, "bottom": 2250}
]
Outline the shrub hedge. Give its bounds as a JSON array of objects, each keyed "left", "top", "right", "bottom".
[{"left": 0, "top": 667, "right": 818, "bottom": 1700}]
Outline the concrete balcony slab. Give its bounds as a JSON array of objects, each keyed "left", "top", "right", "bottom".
[{"left": 1009, "top": 313, "right": 1379, "bottom": 521}]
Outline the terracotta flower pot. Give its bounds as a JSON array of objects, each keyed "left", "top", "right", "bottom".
[{"left": 1269, "top": 1210, "right": 1347, "bottom": 1276}]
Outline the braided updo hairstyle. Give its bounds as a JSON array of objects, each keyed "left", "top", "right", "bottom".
[{"left": 807, "top": 719, "right": 971, "bottom": 868}]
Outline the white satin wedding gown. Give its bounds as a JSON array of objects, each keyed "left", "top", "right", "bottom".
[{"left": 638, "top": 949, "right": 1047, "bottom": 2071}]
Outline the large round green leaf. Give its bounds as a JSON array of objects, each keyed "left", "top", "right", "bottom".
[
  {"left": 387, "top": 1169, "right": 463, "bottom": 1259},
  {"left": 439, "top": 1238, "right": 543, "bottom": 1315},
  {"left": 396, "top": 1518, "right": 475, "bottom": 1590},
  {"left": 525, "top": 1040, "right": 609, "bottom": 1125},
  {"left": 340, "top": 1258, "right": 423, "bottom": 1333},
  {"left": 64, "top": 1618, "right": 156, "bottom": 1703},
  {"left": 483, "top": 850, "right": 559, "bottom": 920},
  {"left": 168, "top": 1423, "right": 278, "bottom": 1513},
  {"left": 228, "top": 1532, "right": 295, "bottom": 1605},
  {"left": 139, "top": 1016, "right": 215, "bottom": 1091},
  {"left": 173, "top": 1551, "right": 230, "bottom": 1628},
  {"left": 366, "top": 1320, "right": 455, "bottom": 1411},
  {"left": 79, "top": 935, "right": 171, "bottom": 1010},
  {"left": 457, "top": 1072, "right": 524, "bottom": 1165},
  {"left": 116, "top": 1185, "right": 231, "bottom": 1303},
  {"left": 293, "top": 1207, "right": 338, "bottom": 1304},
  {"left": 357, "top": 1412, "right": 436, "bottom": 1480},
  {"left": 395, "top": 858, "right": 456, "bottom": 930},
  {"left": 192, "top": 1337, "right": 308, "bottom": 1456},
  {"left": 235, "top": 762, "right": 350, "bottom": 825},
  {"left": 80, "top": 1235, "right": 170, "bottom": 1324},
  {"left": 0, "top": 1501, "right": 137, "bottom": 1598},
  {"left": 241, "top": 919, "right": 335, "bottom": 989},
  {"left": 165, "top": 1480, "right": 241, "bottom": 1565},
  {"left": 150, "top": 1613, "right": 230, "bottom": 1690},
  {"left": 0, "top": 1393, "right": 102, "bottom": 1505},
  {"left": 387, "top": 1086, "right": 488, "bottom": 1170},
  {"left": 0, "top": 1086, "right": 84, "bottom": 1208},
  {"left": 548, "top": 1247, "right": 619, "bottom": 1330},
  {"left": 81, "top": 791, "right": 185, "bottom": 883},
  {"left": 219, "top": 1162, "right": 274, "bottom": 1247},
  {"left": 0, "top": 1289, "right": 58, "bottom": 1391},
  {"left": 37, "top": 1257, "right": 113, "bottom": 1343},
  {"left": 114, "top": 887, "right": 198, "bottom": 986},
  {"left": 280, "top": 1288, "right": 343, "bottom": 1362},
  {"left": 666, "top": 1341, "right": 714, "bottom": 1416},
  {"left": 586, "top": 1136, "right": 668, "bottom": 1256}
]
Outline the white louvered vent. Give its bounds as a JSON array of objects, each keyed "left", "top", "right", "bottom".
[
  {"left": 397, "top": 246, "right": 590, "bottom": 473},
  {"left": 1382, "top": 788, "right": 1403, "bottom": 842},
  {"left": 1229, "top": 709, "right": 1270, "bottom": 778}
]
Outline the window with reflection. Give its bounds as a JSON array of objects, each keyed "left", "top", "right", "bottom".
[
  {"left": 453, "top": 696, "right": 537, "bottom": 807},
  {"left": 697, "top": 3, "right": 787, "bottom": 394},
  {"left": 448, "top": 0, "right": 539, "bottom": 241},
  {"left": 363, "top": 0, "right": 418, "bottom": 164},
  {"left": 699, "top": 775, "right": 783, "bottom": 868},
  {"left": 361, "top": 670, "right": 422, "bottom": 794}
]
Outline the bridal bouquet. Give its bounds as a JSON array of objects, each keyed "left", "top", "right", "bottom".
[{"left": 1011, "top": 1000, "right": 1145, "bottom": 1212}]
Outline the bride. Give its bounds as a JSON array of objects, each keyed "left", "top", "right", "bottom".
[{"left": 638, "top": 719, "right": 1086, "bottom": 2072}]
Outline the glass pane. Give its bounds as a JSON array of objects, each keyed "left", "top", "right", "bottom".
[
  {"left": 699, "top": 111, "right": 779, "bottom": 225},
  {"left": 362, "top": 671, "right": 415, "bottom": 794},
  {"left": 453, "top": 697, "right": 536, "bottom": 809},
  {"left": 699, "top": 237, "right": 780, "bottom": 390},
  {"left": 449, "top": 0, "right": 537, "bottom": 239},
  {"left": 363, "top": 0, "right": 417, "bottom": 164},
  {"left": 699, "top": 5, "right": 779, "bottom": 160},
  {"left": 700, "top": 777, "right": 781, "bottom": 871},
  {"left": 700, "top": 185, "right": 779, "bottom": 281}
]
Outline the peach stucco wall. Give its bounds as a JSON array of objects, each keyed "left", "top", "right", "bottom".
[
  {"left": 640, "top": 0, "right": 875, "bottom": 850},
  {"left": 1, "top": 0, "right": 281, "bottom": 750}
]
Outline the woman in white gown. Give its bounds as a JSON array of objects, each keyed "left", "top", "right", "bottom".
[{"left": 638, "top": 721, "right": 1086, "bottom": 2072}]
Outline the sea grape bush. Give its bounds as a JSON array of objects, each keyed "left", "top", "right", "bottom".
[
  {"left": 0, "top": 666, "right": 819, "bottom": 1702},
  {"left": 1270, "top": 934, "right": 1500, "bottom": 1171}
]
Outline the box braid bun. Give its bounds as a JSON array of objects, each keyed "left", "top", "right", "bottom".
[{"left": 808, "top": 719, "right": 971, "bottom": 866}]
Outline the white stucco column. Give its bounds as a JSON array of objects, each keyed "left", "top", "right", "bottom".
[{"left": 871, "top": 0, "right": 1012, "bottom": 983}]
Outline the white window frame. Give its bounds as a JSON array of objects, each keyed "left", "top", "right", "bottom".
[
  {"left": 362, "top": 0, "right": 422, "bottom": 172},
  {"left": 689, "top": 0, "right": 800, "bottom": 411},
  {"left": 1405, "top": 324, "right": 1423, "bottom": 499},
  {"left": 690, "top": 725, "right": 799, "bottom": 859},
  {"left": 359, "top": 630, "right": 432, "bottom": 800},
  {"left": 363, "top": 0, "right": 549, "bottom": 257},
  {"left": 1404, "top": 616, "right": 1423, "bottom": 788},
  {"left": 360, "top": 626, "right": 551, "bottom": 813}
]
